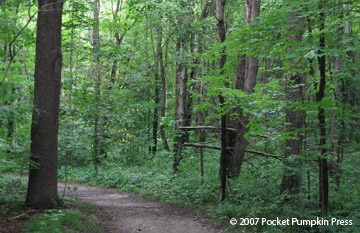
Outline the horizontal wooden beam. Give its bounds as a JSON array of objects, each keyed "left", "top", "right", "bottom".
[
  {"left": 178, "top": 126, "right": 237, "bottom": 132},
  {"left": 178, "top": 126, "right": 271, "bottom": 140},
  {"left": 183, "top": 143, "right": 284, "bottom": 159},
  {"left": 245, "top": 150, "right": 284, "bottom": 159},
  {"left": 183, "top": 143, "right": 222, "bottom": 150}
]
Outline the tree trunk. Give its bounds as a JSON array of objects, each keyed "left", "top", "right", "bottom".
[
  {"left": 192, "top": 1, "right": 211, "bottom": 182},
  {"left": 92, "top": 0, "right": 101, "bottom": 173},
  {"left": 26, "top": 0, "right": 64, "bottom": 209},
  {"left": 280, "top": 9, "right": 305, "bottom": 196},
  {"left": 6, "top": 87, "right": 16, "bottom": 154},
  {"left": 216, "top": 0, "right": 228, "bottom": 202},
  {"left": 4, "top": 32, "right": 15, "bottom": 155},
  {"left": 110, "top": 0, "right": 125, "bottom": 85},
  {"left": 151, "top": 28, "right": 160, "bottom": 154},
  {"left": 317, "top": 0, "right": 328, "bottom": 217},
  {"left": 196, "top": 82, "right": 207, "bottom": 185},
  {"left": 144, "top": 27, "right": 152, "bottom": 153},
  {"left": 280, "top": 74, "right": 305, "bottom": 195},
  {"left": 331, "top": 3, "right": 345, "bottom": 191},
  {"left": 173, "top": 34, "right": 188, "bottom": 173},
  {"left": 158, "top": 27, "right": 170, "bottom": 152},
  {"left": 228, "top": 0, "right": 261, "bottom": 178}
]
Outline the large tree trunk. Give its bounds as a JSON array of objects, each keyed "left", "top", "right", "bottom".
[
  {"left": 26, "top": 0, "right": 64, "bottom": 209},
  {"left": 228, "top": 0, "right": 261, "bottom": 178}
]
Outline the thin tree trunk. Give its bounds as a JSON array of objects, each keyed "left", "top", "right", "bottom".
[
  {"left": 173, "top": 34, "right": 188, "bottom": 173},
  {"left": 4, "top": 41, "right": 8, "bottom": 63},
  {"left": 151, "top": 28, "right": 160, "bottom": 154},
  {"left": 317, "top": 0, "right": 328, "bottom": 217},
  {"left": 3, "top": 42, "right": 15, "bottom": 154},
  {"left": 196, "top": 81, "right": 207, "bottom": 184},
  {"left": 6, "top": 87, "right": 16, "bottom": 154},
  {"left": 145, "top": 30, "right": 152, "bottom": 153},
  {"left": 158, "top": 27, "right": 170, "bottom": 151},
  {"left": 63, "top": 0, "right": 76, "bottom": 191},
  {"left": 331, "top": 3, "right": 344, "bottom": 190},
  {"left": 216, "top": 0, "right": 228, "bottom": 202},
  {"left": 93, "top": 0, "right": 101, "bottom": 173},
  {"left": 110, "top": 0, "right": 126, "bottom": 85},
  {"left": 193, "top": 1, "right": 211, "bottom": 182}
]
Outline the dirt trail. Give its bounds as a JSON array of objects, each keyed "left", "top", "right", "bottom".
[{"left": 58, "top": 183, "right": 223, "bottom": 233}]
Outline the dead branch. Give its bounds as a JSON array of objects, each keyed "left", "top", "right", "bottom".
[
  {"left": 178, "top": 126, "right": 272, "bottom": 140},
  {"left": 11, "top": 210, "right": 35, "bottom": 220},
  {"left": 245, "top": 150, "right": 284, "bottom": 159},
  {"left": 183, "top": 143, "right": 221, "bottom": 150},
  {"left": 0, "top": 8, "right": 38, "bottom": 87},
  {"left": 183, "top": 143, "right": 284, "bottom": 159},
  {"left": 178, "top": 126, "right": 237, "bottom": 132},
  {"left": 253, "top": 134, "right": 271, "bottom": 139}
]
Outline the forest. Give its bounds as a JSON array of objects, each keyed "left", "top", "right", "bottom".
[{"left": 0, "top": 0, "right": 359, "bottom": 232}]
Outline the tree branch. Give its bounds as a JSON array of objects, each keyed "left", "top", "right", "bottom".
[
  {"left": 183, "top": 143, "right": 284, "bottom": 159},
  {"left": 178, "top": 126, "right": 237, "bottom": 132},
  {"left": 0, "top": 7, "right": 38, "bottom": 87}
]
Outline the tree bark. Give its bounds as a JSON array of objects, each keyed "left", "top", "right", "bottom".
[
  {"left": 151, "top": 28, "right": 160, "bottom": 154},
  {"left": 173, "top": 34, "right": 188, "bottom": 173},
  {"left": 317, "top": 0, "right": 328, "bottom": 217},
  {"left": 330, "top": 3, "right": 345, "bottom": 191},
  {"left": 110, "top": 0, "right": 124, "bottom": 85},
  {"left": 216, "top": 0, "right": 228, "bottom": 202},
  {"left": 280, "top": 8, "right": 305, "bottom": 196},
  {"left": 26, "top": 0, "right": 64, "bottom": 209},
  {"left": 92, "top": 0, "right": 101, "bottom": 173},
  {"left": 6, "top": 87, "right": 16, "bottom": 154},
  {"left": 158, "top": 27, "right": 170, "bottom": 152},
  {"left": 228, "top": 0, "right": 261, "bottom": 178},
  {"left": 3, "top": 43, "right": 15, "bottom": 154}
]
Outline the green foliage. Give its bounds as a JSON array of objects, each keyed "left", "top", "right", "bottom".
[
  {"left": 1, "top": 0, "right": 360, "bottom": 232},
  {"left": 23, "top": 209, "right": 103, "bottom": 233},
  {"left": 0, "top": 174, "right": 27, "bottom": 219},
  {"left": 60, "top": 148, "right": 360, "bottom": 232},
  {"left": 0, "top": 174, "right": 103, "bottom": 232}
]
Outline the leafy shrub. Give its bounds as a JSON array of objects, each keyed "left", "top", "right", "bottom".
[{"left": 23, "top": 210, "right": 102, "bottom": 233}]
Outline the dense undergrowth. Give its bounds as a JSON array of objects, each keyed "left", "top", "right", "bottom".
[
  {"left": 22, "top": 208, "right": 102, "bottom": 233},
  {"left": 58, "top": 149, "right": 360, "bottom": 233},
  {"left": 0, "top": 173, "right": 103, "bottom": 233}
]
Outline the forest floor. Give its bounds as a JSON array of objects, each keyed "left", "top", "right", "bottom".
[{"left": 58, "top": 183, "right": 224, "bottom": 233}]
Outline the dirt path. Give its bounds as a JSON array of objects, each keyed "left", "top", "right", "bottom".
[{"left": 58, "top": 183, "right": 223, "bottom": 233}]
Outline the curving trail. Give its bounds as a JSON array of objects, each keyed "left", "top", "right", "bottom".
[{"left": 58, "top": 183, "right": 223, "bottom": 233}]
